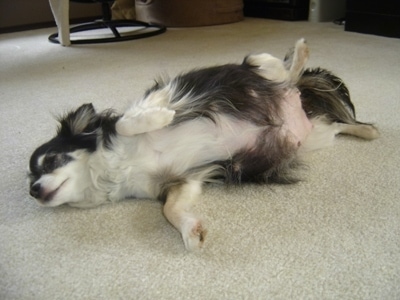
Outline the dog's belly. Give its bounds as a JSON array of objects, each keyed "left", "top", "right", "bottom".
[
  {"left": 151, "top": 91, "right": 312, "bottom": 173},
  {"left": 111, "top": 116, "right": 262, "bottom": 200},
  {"left": 118, "top": 95, "right": 312, "bottom": 199},
  {"left": 280, "top": 89, "right": 313, "bottom": 146},
  {"left": 151, "top": 115, "right": 262, "bottom": 172}
]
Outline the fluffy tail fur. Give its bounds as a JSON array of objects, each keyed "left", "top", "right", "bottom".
[
  {"left": 295, "top": 68, "right": 379, "bottom": 153},
  {"left": 299, "top": 68, "right": 357, "bottom": 125}
]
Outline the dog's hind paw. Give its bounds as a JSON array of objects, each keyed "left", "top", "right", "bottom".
[
  {"left": 116, "top": 107, "right": 175, "bottom": 136},
  {"left": 289, "top": 38, "right": 309, "bottom": 82},
  {"left": 182, "top": 218, "right": 207, "bottom": 251},
  {"left": 295, "top": 38, "right": 309, "bottom": 62}
]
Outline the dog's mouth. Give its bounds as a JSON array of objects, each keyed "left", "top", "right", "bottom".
[{"left": 41, "top": 179, "right": 68, "bottom": 203}]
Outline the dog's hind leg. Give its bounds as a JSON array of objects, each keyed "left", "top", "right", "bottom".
[
  {"left": 245, "top": 38, "right": 309, "bottom": 84},
  {"left": 162, "top": 180, "right": 207, "bottom": 251},
  {"left": 334, "top": 122, "right": 380, "bottom": 139},
  {"left": 283, "top": 38, "right": 309, "bottom": 84},
  {"left": 288, "top": 38, "right": 309, "bottom": 83},
  {"left": 300, "top": 117, "right": 379, "bottom": 152}
]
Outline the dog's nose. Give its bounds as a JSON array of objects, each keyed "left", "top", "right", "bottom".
[{"left": 30, "top": 183, "right": 41, "bottom": 198}]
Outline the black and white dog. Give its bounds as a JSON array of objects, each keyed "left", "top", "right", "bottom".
[{"left": 28, "top": 39, "right": 379, "bottom": 250}]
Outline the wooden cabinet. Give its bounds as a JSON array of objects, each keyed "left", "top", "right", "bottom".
[
  {"left": 345, "top": 0, "right": 400, "bottom": 38},
  {"left": 243, "top": 0, "right": 310, "bottom": 21}
]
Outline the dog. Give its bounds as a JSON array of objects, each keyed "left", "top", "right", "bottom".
[{"left": 28, "top": 39, "right": 379, "bottom": 250}]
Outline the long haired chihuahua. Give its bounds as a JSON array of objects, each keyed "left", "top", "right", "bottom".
[{"left": 28, "top": 39, "right": 379, "bottom": 250}]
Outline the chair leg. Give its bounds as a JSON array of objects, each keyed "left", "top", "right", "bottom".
[
  {"left": 49, "top": 0, "right": 71, "bottom": 46},
  {"left": 101, "top": 1, "right": 112, "bottom": 21}
]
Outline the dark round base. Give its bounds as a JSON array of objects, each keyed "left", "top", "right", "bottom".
[{"left": 49, "top": 20, "right": 166, "bottom": 45}]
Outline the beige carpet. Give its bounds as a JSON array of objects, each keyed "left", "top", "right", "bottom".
[{"left": 1, "top": 18, "right": 399, "bottom": 299}]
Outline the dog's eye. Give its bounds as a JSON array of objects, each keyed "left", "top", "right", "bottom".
[
  {"left": 42, "top": 154, "right": 58, "bottom": 173},
  {"left": 42, "top": 153, "right": 72, "bottom": 173}
]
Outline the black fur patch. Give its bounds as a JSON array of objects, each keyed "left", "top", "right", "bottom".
[
  {"left": 149, "top": 63, "right": 286, "bottom": 127},
  {"left": 299, "top": 68, "right": 356, "bottom": 124},
  {"left": 220, "top": 128, "right": 300, "bottom": 184}
]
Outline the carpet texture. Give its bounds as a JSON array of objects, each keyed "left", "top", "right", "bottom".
[{"left": 1, "top": 18, "right": 399, "bottom": 299}]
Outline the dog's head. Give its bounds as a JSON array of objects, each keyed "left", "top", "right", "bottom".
[{"left": 28, "top": 103, "right": 104, "bottom": 207}]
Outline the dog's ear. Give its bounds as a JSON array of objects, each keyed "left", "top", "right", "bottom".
[{"left": 58, "top": 103, "right": 98, "bottom": 137}]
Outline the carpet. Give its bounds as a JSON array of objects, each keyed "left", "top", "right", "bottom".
[{"left": 1, "top": 18, "right": 399, "bottom": 299}]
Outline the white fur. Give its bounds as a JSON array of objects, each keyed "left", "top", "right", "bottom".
[
  {"left": 163, "top": 180, "right": 206, "bottom": 250},
  {"left": 246, "top": 53, "right": 289, "bottom": 82},
  {"left": 95, "top": 115, "right": 264, "bottom": 204},
  {"left": 300, "top": 116, "right": 380, "bottom": 154},
  {"left": 34, "top": 151, "right": 96, "bottom": 207},
  {"left": 116, "top": 107, "right": 176, "bottom": 136}
]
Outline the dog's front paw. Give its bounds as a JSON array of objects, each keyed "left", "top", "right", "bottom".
[
  {"left": 116, "top": 107, "right": 175, "bottom": 136},
  {"left": 181, "top": 218, "right": 207, "bottom": 251}
]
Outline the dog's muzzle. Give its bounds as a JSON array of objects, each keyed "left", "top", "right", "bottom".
[{"left": 29, "top": 181, "right": 66, "bottom": 203}]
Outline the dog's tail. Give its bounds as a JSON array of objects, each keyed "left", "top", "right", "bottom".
[
  {"left": 297, "top": 68, "right": 379, "bottom": 140},
  {"left": 298, "top": 68, "right": 357, "bottom": 124}
]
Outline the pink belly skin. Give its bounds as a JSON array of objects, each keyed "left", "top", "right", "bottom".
[{"left": 280, "top": 89, "right": 313, "bottom": 147}]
